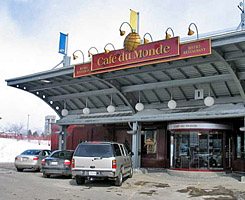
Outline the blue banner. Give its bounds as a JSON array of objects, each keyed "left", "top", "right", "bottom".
[{"left": 58, "top": 32, "right": 67, "bottom": 55}]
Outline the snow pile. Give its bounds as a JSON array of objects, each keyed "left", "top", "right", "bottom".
[{"left": 0, "top": 138, "right": 51, "bottom": 163}]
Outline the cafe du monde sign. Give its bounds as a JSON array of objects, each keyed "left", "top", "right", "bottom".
[{"left": 74, "top": 37, "right": 211, "bottom": 78}]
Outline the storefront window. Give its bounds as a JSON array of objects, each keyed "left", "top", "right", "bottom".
[{"left": 170, "top": 131, "right": 224, "bottom": 170}]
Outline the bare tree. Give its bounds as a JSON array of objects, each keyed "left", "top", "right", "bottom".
[{"left": 5, "top": 123, "right": 25, "bottom": 135}]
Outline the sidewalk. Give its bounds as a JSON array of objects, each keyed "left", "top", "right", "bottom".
[{"left": 131, "top": 168, "right": 245, "bottom": 199}]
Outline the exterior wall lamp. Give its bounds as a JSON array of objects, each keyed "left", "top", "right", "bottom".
[
  {"left": 119, "top": 21, "right": 141, "bottom": 51},
  {"left": 88, "top": 47, "right": 99, "bottom": 57},
  {"left": 72, "top": 50, "right": 85, "bottom": 64},
  {"left": 188, "top": 23, "right": 199, "bottom": 39},
  {"left": 143, "top": 32, "right": 153, "bottom": 44},
  {"left": 104, "top": 43, "right": 116, "bottom": 53},
  {"left": 165, "top": 27, "right": 175, "bottom": 39}
]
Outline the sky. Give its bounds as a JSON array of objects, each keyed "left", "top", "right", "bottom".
[{"left": 0, "top": 0, "right": 242, "bottom": 133}]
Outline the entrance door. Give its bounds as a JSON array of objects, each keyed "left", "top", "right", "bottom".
[{"left": 141, "top": 130, "right": 158, "bottom": 167}]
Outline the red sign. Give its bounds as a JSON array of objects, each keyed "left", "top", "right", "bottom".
[
  {"left": 74, "top": 39, "right": 211, "bottom": 78},
  {"left": 91, "top": 37, "right": 180, "bottom": 71},
  {"left": 73, "top": 63, "right": 91, "bottom": 78}
]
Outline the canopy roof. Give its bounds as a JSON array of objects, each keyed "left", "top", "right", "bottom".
[{"left": 6, "top": 30, "right": 245, "bottom": 125}]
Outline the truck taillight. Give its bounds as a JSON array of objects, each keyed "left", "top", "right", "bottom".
[
  {"left": 64, "top": 160, "right": 71, "bottom": 165},
  {"left": 112, "top": 160, "right": 117, "bottom": 169},
  {"left": 33, "top": 157, "right": 39, "bottom": 161},
  {"left": 71, "top": 159, "right": 75, "bottom": 168},
  {"left": 41, "top": 159, "right": 45, "bottom": 165}
]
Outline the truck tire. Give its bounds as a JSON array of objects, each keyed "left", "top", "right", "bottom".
[
  {"left": 16, "top": 168, "right": 23, "bottom": 172},
  {"left": 128, "top": 166, "right": 133, "bottom": 178},
  {"left": 43, "top": 173, "right": 50, "bottom": 178},
  {"left": 76, "top": 176, "right": 85, "bottom": 185},
  {"left": 115, "top": 171, "right": 123, "bottom": 186}
]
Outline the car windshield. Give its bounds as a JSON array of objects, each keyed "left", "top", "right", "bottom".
[
  {"left": 51, "top": 151, "right": 74, "bottom": 159},
  {"left": 21, "top": 150, "right": 41, "bottom": 155},
  {"left": 74, "top": 144, "right": 113, "bottom": 157}
]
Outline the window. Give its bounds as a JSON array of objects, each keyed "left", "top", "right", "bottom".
[
  {"left": 142, "top": 130, "right": 157, "bottom": 154},
  {"left": 21, "top": 150, "right": 41, "bottom": 155},
  {"left": 237, "top": 135, "right": 242, "bottom": 158},
  {"left": 74, "top": 144, "right": 113, "bottom": 157},
  {"left": 113, "top": 144, "right": 122, "bottom": 156}
]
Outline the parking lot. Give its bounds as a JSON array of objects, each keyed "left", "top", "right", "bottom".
[{"left": 1, "top": 163, "right": 245, "bottom": 200}]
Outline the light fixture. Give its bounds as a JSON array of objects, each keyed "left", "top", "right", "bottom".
[
  {"left": 83, "top": 98, "right": 90, "bottom": 115},
  {"left": 119, "top": 21, "right": 141, "bottom": 51},
  {"left": 168, "top": 99, "right": 177, "bottom": 109},
  {"left": 143, "top": 33, "right": 153, "bottom": 44},
  {"left": 107, "top": 95, "right": 115, "bottom": 113},
  {"left": 204, "top": 87, "right": 214, "bottom": 107},
  {"left": 72, "top": 50, "right": 85, "bottom": 64},
  {"left": 61, "top": 101, "right": 68, "bottom": 117},
  {"left": 204, "top": 96, "right": 214, "bottom": 107},
  {"left": 135, "top": 91, "right": 144, "bottom": 112},
  {"left": 188, "top": 23, "right": 199, "bottom": 39},
  {"left": 168, "top": 89, "right": 177, "bottom": 109},
  {"left": 165, "top": 27, "right": 175, "bottom": 39},
  {"left": 104, "top": 43, "right": 115, "bottom": 54},
  {"left": 88, "top": 47, "right": 99, "bottom": 57},
  {"left": 119, "top": 22, "right": 133, "bottom": 36}
]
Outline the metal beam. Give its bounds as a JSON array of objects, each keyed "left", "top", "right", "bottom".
[
  {"left": 48, "top": 88, "right": 116, "bottom": 101},
  {"left": 91, "top": 76, "right": 136, "bottom": 114},
  {"left": 48, "top": 74, "right": 232, "bottom": 101},
  {"left": 122, "top": 74, "right": 232, "bottom": 93},
  {"left": 212, "top": 49, "right": 245, "bottom": 103}
]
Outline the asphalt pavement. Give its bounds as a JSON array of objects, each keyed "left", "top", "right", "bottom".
[{"left": 0, "top": 163, "right": 245, "bottom": 200}]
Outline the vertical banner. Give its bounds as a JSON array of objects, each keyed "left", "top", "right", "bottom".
[
  {"left": 58, "top": 32, "right": 68, "bottom": 55},
  {"left": 130, "top": 9, "right": 138, "bottom": 32}
]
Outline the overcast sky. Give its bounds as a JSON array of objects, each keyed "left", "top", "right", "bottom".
[{"left": 0, "top": 0, "right": 242, "bottom": 133}]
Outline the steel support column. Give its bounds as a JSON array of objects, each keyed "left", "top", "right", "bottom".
[
  {"left": 58, "top": 125, "right": 67, "bottom": 150},
  {"left": 132, "top": 122, "right": 141, "bottom": 168}
]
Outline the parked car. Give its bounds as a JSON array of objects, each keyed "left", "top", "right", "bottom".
[
  {"left": 72, "top": 141, "right": 133, "bottom": 186},
  {"left": 15, "top": 149, "right": 51, "bottom": 172},
  {"left": 41, "top": 150, "right": 74, "bottom": 178}
]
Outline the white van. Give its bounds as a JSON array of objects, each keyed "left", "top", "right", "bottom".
[{"left": 72, "top": 141, "right": 133, "bottom": 186}]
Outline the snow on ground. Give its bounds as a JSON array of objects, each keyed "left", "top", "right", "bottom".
[{"left": 0, "top": 138, "right": 51, "bottom": 163}]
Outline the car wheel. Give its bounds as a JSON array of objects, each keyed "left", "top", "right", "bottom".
[
  {"left": 115, "top": 170, "right": 123, "bottom": 186},
  {"left": 128, "top": 166, "right": 133, "bottom": 178},
  {"left": 16, "top": 168, "right": 23, "bottom": 172},
  {"left": 43, "top": 173, "right": 50, "bottom": 178},
  {"left": 75, "top": 176, "right": 85, "bottom": 185}
]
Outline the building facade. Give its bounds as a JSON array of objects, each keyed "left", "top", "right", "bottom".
[{"left": 6, "top": 26, "right": 245, "bottom": 172}]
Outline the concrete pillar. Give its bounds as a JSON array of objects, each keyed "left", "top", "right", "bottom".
[
  {"left": 58, "top": 125, "right": 67, "bottom": 150},
  {"left": 132, "top": 122, "right": 141, "bottom": 168}
]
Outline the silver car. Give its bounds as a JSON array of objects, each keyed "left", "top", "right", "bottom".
[
  {"left": 72, "top": 142, "right": 133, "bottom": 186},
  {"left": 15, "top": 149, "right": 51, "bottom": 172}
]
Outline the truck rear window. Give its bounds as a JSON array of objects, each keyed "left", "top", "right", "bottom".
[{"left": 74, "top": 144, "right": 113, "bottom": 157}]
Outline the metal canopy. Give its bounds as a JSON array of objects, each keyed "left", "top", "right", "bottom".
[{"left": 6, "top": 30, "right": 245, "bottom": 125}]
